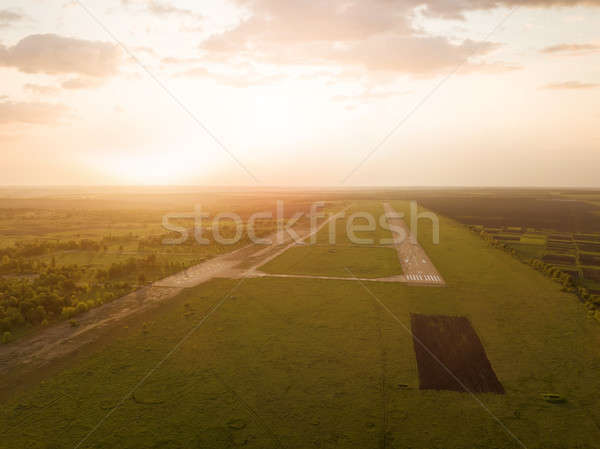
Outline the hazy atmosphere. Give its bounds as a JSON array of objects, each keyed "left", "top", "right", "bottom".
[
  {"left": 1, "top": 0, "right": 599, "bottom": 186},
  {"left": 3, "top": 3, "right": 600, "bottom": 449}
]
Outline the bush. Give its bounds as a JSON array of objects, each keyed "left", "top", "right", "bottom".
[
  {"left": 75, "top": 302, "right": 88, "bottom": 315},
  {"left": 1, "top": 331, "right": 12, "bottom": 344},
  {"left": 61, "top": 306, "right": 76, "bottom": 319}
]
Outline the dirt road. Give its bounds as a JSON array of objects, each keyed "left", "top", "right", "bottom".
[{"left": 0, "top": 286, "right": 180, "bottom": 380}]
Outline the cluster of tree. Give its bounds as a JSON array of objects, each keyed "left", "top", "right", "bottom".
[
  {"left": 0, "top": 265, "right": 102, "bottom": 335},
  {"left": 0, "top": 253, "right": 197, "bottom": 341},
  {"left": 96, "top": 254, "right": 159, "bottom": 281},
  {"left": 0, "top": 255, "right": 43, "bottom": 275},
  {"left": 478, "top": 229, "right": 518, "bottom": 257},
  {"left": 100, "top": 233, "right": 139, "bottom": 244},
  {"left": 0, "top": 231, "right": 207, "bottom": 342},
  {"left": 528, "top": 258, "right": 576, "bottom": 290},
  {"left": 0, "top": 239, "right": 103, "bottom": 261}
]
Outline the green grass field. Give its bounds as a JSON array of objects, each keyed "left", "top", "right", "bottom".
[
  {"left": 261, "top": 245, "right": 402, "bottom": 278},
  {"left": 2, "top": 201, "right": 600, "bottom": 448},
  {"left": 261, "top": 201, "right": 403, "bottom": 278}
]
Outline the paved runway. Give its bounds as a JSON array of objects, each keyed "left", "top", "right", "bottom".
[{"left": 383, "top": 202, "right": 445, "bottom": 286}]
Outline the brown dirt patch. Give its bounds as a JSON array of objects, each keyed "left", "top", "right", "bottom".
[{"left": 410, "top": 314, "right": 504, "bottom": 394}]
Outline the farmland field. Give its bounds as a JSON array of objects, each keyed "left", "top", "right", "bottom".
[
  {"left": 1, "top": 190, "right": 600, "bottom": 448},
  {"left": 410, "top": 314, "right": 504, "bottom": 394}
]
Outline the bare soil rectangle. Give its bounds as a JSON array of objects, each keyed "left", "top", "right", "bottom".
[{"left": 410, "top": 314, "right": 504, "bottom": 394}]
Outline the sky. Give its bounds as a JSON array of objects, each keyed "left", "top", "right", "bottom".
[{"left": 1, "top": 0, "right": 599, "bottom": 187}]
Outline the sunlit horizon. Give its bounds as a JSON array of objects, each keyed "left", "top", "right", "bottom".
[{"left": 1, "top": 0, "right": 600, "bottom": 186}]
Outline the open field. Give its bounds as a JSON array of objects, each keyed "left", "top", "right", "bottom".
[
  {"left": 1, "top": 193, "right": 600, "bottom": 448},
  {"left": 260, "top": 244, "right": 402, "bottom": 279}
]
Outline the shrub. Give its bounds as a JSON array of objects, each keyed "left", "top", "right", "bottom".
[
  {"left": 61, "top": 306, "right": 76, "bottom": 319},
  {"left": 1, "top": 331, "right": 12, "bottom": 344},
  {"left": 75, "top": 302, "right": 88, "bottom": 315}
]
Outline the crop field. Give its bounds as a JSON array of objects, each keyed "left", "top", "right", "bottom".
[
  {"left": 410, "top": 314, "right": 504, "bottom": 394},
  {"left": 417, "top": 193, "right": 600, "bottom": 233},
  {"left": 1, "top": 191, "right": 600, "bottom": 449},
  {"left": 416, "top": 192, "right": 600, "bottom": 293}
]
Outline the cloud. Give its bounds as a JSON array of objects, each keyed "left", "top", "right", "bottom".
[
  {"left": 147, "top": 1, "right": 198, "bottom": 17},
  {"left": 202, "top": 1, "right": 409, "bottom": 47},
  {"left": 24, "top": 83, "right": 61, "bottom": 95},
  {"left": 132, "top": 46, "right": 157, "bottom": 56},
  {"left": 24, "top": 78, "right": 106, "bottom": 94},
  {"left": 198, "top": 0, "right": 510, "bottom": 78},
  {"left": 121, "top": 0, "right": 202, "bottom": 19},
  {"left": 161, "top": 56, "right": 203, "bottom": 65},
  {"left": 61, "top": 77, "right": 105, "bottom": 89},
  {"left": 197, "top": 0, "right": 600, "bottom": 78},
  {"left": 326, "top": 36, "right": 500, "bottom": 74},
  {"left": 0, "top": 101, "right": 69, "bottom": 124},
  {"left": 460, "top": 60, "right": 522, "bottom": 73},
  {"left": 540, "top": 43, "right": 600, "bottom": 54},
  {"left": 0, "top": 34, "right": 121, "bottom": 77},
  {"left": 332, "top": 89, "right": 411, "bottom": 108},
  {"left": 0, "top": 9, "right": 24, "bottom": 28},
  {"left": 176, "top": 65, "right": 285, "bottom": 87},
  {"left": 542, "top": 81, "right": 600, "bottom": 90},
  {"left": 202, "top": 33, "right": 499, "bottom": 76},
  {"left": 420, "top": 0, "right": 600, "bottom": 19},
  {"left": 197, "top": 0, "right": 600, "bottom": 79}
]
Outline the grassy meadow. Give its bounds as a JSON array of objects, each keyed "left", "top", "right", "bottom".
[
  {"left": 261, "top": 201, "right": 403, "bottom": 279},
  {"left": 2, "top": 200, "right": 600, "bottom": 448}
]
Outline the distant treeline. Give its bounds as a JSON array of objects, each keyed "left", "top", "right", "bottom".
[{"left": 0, "top": 239, "right": 102, "bottom": 260}]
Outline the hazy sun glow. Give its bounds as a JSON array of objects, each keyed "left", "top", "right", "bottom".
[{"left": 1, "top": 0, "right": 600, "bottom": 186}]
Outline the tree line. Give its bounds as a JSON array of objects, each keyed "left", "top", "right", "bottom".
[{"left": 474, "top": 228, "right": 600, "bottom": 321}]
